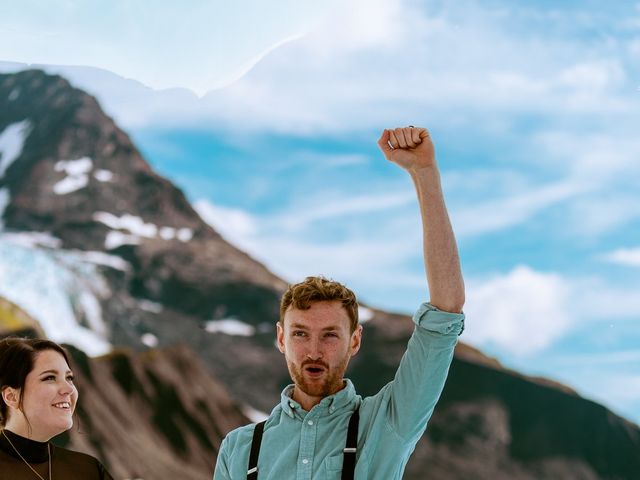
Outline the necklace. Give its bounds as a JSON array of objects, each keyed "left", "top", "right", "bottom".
[{"left": 1, "top": 430, "right": 52, "bottom": 480}]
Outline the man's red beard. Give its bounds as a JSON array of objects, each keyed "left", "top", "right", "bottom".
[{"left": 287, "top": 355, "right": 350, "bottom": 399}]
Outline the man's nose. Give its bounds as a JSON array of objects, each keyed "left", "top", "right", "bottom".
[{"left": 306, "top": 338, "right": 324, "bottom": 360}]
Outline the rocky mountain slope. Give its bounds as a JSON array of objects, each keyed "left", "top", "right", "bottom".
[
  {"left": 62, "top": 343, "right": 245, "bottom": 479},
  {"left": 0, "top": 306, "right": 244, "bottom": 479},
  {"left": 1, "top": 70, "right": 638, "bottom": 479}
]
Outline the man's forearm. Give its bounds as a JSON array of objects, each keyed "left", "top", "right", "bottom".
[
  {"left": 377, "top": 127, "right": 465, "bottom": 313},
  {"left": 410, "top": 165, "right": 465, "bottom": 313}
]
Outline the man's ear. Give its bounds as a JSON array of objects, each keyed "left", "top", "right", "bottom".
[
  {"left": 350, "top": 324, "right": 363, "bottom": 357},
  {"left": 1, "top": 386, "right": 20, "bottom": 409},
  {"left": 276, "top": 322, "right": 286, "bottom": 354}
]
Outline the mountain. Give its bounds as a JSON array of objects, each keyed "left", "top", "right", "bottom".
[{"left": 1, "top": 69, "right": 639, "bottom": 479}]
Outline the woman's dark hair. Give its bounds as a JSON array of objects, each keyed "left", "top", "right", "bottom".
[{"left": 0, "top": 337, "right": 71, "bottom": 427}]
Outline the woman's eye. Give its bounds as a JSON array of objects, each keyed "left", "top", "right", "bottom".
[
  {"left": 43, "top": 375, "right": 55, "bottom": 381},
  {"left": 66, "top": 376, "right": 75, "bottom": 382}
]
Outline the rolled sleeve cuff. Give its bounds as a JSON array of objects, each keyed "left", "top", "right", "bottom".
[{"left": 412, "top": 302, "right": 465, "bottom": 336}]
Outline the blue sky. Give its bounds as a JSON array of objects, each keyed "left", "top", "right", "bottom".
[{"left": 2, "top": 0, "right": 639, "bottom": 425}]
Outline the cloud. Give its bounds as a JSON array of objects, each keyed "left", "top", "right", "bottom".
[
  {"left": 600, "top": 247, "right": 640, "bottom": 267},
  {"left": 193, "top": 200, "right": 258, "bottom": 252},
  {"left": 191, "top": 1, "right": 637, "bottom": 134},
  {"left": 271, "top": 191, "right": 415, "bottom": 233},
  {"left": 192, "top": 197, "right": 426, "bottom": 310},
  {"left": 552, "top": 350, "right": 640, "bottom": 367},
  {"left": 470, "top": 272, "right": 639, "bottom": 346},
  {"left": 463, "top": 265, "right": 572, "bottom": 357},
  {"left": 451, "top": 179, "right": 587, "bottom": 237},
  {"left": 590, "top": 374, "right": 640, "bottom": 405},
  {"left": 572, "top": 276, "right": 640, "bottom": 323},
  {"left": 0, "top": 0, "right": 331, "bottom": 95},
  {"left": 534, "top": 130, "right": 640, "bottom": 180},
  {"left": 567, "top": 371, "right": 640, "bottom": 425},
  {"left": 4, "top": 1, "right": 637, "bottom": 138},
  {"left": 524, "top": 127, "right": 640, "bottom": 237}
]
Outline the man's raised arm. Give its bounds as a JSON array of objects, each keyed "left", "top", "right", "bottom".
[{"left": 377, "top": 127, "right": 465, "bottom": 313}]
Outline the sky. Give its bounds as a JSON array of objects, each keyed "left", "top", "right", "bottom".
[{"left": 1, "top": 0, "right": 639, "bottom": 425}]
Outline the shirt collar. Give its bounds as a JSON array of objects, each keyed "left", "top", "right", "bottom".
[
  {"left": 0, "top": 429, "right": 50, "bottom": 463},
  {"left": 280, "top": 378, "right": 358, "bottom": 418}
]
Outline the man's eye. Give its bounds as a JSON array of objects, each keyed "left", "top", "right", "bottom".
[
  {"left": 325, "top": 333, "right": 338, "bottom": 338},
  {"left": 293, "top": 331, "right": 306, "bottom": 337}
]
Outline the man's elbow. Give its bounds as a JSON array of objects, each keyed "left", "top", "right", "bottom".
[{"left": 431, "top": 293, "right": 465, "bottom": 314}]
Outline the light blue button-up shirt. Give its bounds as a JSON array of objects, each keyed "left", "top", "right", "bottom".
[{"left": 213, "top": 303, "right": 464, "bottom": 479}]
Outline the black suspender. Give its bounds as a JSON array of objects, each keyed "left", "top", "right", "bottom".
[
  {"left": 247, "top": 420, "right": 265, "bottom": 480},
  {"left": 246, "top": 407, "right": 360, "bottom": 479},
  {"left": 341, "top": 407, "right": 360, "bottom": 480}
]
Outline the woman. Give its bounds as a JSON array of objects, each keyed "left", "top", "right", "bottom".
[{"left": 0, "top": 337, "right": 113, "bottom": 479}]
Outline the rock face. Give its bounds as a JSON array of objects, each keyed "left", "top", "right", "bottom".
[
  {"left": 1, "top": 70, "right": 639, "bottom": 479},
  {"left": 61, "top": 344, "right": 246, "bottom": 480}
]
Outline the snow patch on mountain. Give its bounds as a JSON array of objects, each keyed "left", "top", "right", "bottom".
[
  {"left": 176, "top": 228, "right": 193, "bottom": 241},
  {"left": 137, "top": 299, "right": 163, "bottom": 314},
  {"left": 159, "top": 226, "right": 194, "bottom": 242},
  {"left": 159, "top": 226, "right": 176, "bottom": 240},
  {"left": 54, "top": 157, "right": 93, "bottom": 195},
  {"left": 358, "top": 306, "right": 374, "bottom": 323},
  {"left": 55, "top": 157, "right": 93, "bottom": 176},
  {"left": 243, "top": 405, "right": 269, "bottom": 423},
  {"left": 0, "top": 188, "right": 9, "bottom": 229},
  {"left": 205, "top": 318, "right": 256, "bottom": 336},
  {"left": 8, "top": 88, "right": 20, "bottom": 101},
  {"left": 1, "top": 231, "right": 62, "bottom": 249},
  {"left": 94, "top": 212, "right": 157, "bottom": 237},
  {"left": 141, "top": 332, "right": 159, "bottom": 348},
  {"left": 93, "top": 169, "right": 113, "bottom": 182},
  {"left": 68, "top": 250, "right": 131, "bottom": 272},
  {"left": 0, "top": 237, "right": 112, "bottom": 355},
  {"left": 94, "top": 211, "right": 193, "bottom": 247},
  {"left": 0, "top": 120, "right": 32, "bottom": 178},
  {"left": 104, "top": 231, "right": 141, "bottom": 250}
]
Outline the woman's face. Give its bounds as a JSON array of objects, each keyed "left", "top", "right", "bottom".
[{"left": 14, "top": 350, "right": 78, "bottom": 440}]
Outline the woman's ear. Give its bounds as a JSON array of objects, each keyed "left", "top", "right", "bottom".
[{"left": 1, "top": 386, "right": 20, "bottom": 409}]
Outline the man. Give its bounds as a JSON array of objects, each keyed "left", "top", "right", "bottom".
[{"left": 213, "top": 126, "right": 465, "bottom": 479}]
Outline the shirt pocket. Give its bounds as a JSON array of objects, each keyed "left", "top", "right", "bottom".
[{"left": 324, "top": 451, "right": 369, "bottom": 479}]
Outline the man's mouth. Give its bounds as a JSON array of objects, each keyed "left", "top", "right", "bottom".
[
  {"left": 52, "top": 402, "right": 71, "bottom": 410},
  {"left": 304, "top": 365, "right": 327, "bottom": 376}
]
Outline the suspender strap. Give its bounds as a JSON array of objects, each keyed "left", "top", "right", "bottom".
[
  {"left": 247, "top": 420, "right": 266, "bottom": 479},
  {"left": 246, "top": 408, "right": 360, "bottom": 480},
  {"left": 341, "top": 407, "right": 360, "bottom": 480}
]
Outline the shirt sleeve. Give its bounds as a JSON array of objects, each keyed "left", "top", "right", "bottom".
[
  {"left": 212, "top": 436, "right": 232, "bottom": 480},
  {"left": 385, "top": 302, "right": 464, "bottom": 445}
]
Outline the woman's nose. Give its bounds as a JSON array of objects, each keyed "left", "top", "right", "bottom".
[{"left": 59, "top": 381, "right": 74, "bottom": 395}]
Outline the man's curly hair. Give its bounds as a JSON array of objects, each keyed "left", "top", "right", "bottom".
[{"left": 279, "top": 276, "right": 359, "bottom": 333}]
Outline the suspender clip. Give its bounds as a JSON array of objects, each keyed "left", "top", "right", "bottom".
[
  {"left": 247, "top": 466, "right": 258, "bottom": 474},
  {"left": 343, "top": 447, "right": 357, "bottom": 453}
]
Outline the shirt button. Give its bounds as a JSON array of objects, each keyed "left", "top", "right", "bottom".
[
  {"left": 307, "top": 420, "right": 314, "bottom": 425},
  {"left": 302, "top": 459, "right": 309, "bottom": 465}
]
